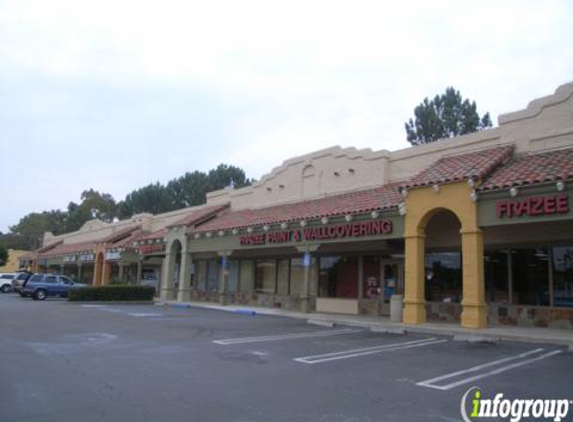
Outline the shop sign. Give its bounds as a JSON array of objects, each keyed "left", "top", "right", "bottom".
[
  {"left": 139, "top": 243, "right": 165, "bottom": 254},
  {"left": 79, "top": 253, "right": 95, "bottom": 262},
  {"left": 240, "top": 220, "right": 393, "bottom": 246},
  {"left": 496, "top": 194, "right": 569, "bottom": 219},
  {"left": 105, "top": 251, "right": 122, "bottom": 261}
]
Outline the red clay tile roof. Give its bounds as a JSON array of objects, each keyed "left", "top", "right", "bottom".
[
  {"left": 39, "top": 241, "right": 96, "bottom": 258},
  {"left": 36, "top": 240, "right": 63, "bottom": 254},
  {"left": 480, "top": 147, "right": 573, "bottom": 191},
  {"left": 191, "top": 182, "right": 403, "bottom": 233},
  {"left": 111, "top": 231, "right": 142, "bottom": 248},
  {"left": 167, "top": 203, "right": 230, "bottom": 228},
  {"left": 96, "top": 225, "right": 140, "bottom": 243},
  {"left": 134, "top": 228, "right": 167, "bottom": 243},
  {"left": 404, "top": 145, "right": 514, "bottom": 189}
]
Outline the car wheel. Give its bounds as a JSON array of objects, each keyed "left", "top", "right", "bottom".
[
  {"left": 1, "top": 285, "right": 10, "bottom": 293},
  {"left": 34, "top": 289, "right": 47, "bottom": 301},
  {"left": 18, "top": 291, "right": 26, "bottom": 298}
]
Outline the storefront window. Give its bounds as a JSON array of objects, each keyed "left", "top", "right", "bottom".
[
  {"left": 512, "top": 248, "right": 550, "bottom": 306},
  {"left": 290, "top": 256, "right": 317, "bottom": 296},
  {"left": 425, "top": 252, "right": 462, "bottom": 303},
  {"left": 196, "top": 260, "right": 207, "bottom": 291},
  {"left": 318, "top": 256, "right": 358, "bottom": 299},
  {"left": 206, "top": 259, "right": 220, "bottom": 293},
  {"left": 277, "top": 259, "right": 289, "bottom": 295},
  {"left": 228, "top": 260, "right": 239, "bottom": 293},
  {"left": 239, "top": 260, "right": 254, "bottom": 292},
  {"left": 363, "top": 256, "right": 381, "bottom": 299},
  {"left": 552, "top": 246, "right": 573, "bottom": 307},
  {"left": 484, "top": 251, "right": 509, "bottom": 304},
  {"left": 255, "top": 259, "right": 276, "bottom": 294}
]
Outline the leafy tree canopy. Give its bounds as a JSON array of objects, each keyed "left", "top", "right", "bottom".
[
  {"left": 10, "top": 164, "right": 255, "bottom": 248},
  {"left": 405, "top": 87, "right": 492, "bottom": 146},
  {"left": 0, "top": 244, "right": 8, "bottom": 265}
]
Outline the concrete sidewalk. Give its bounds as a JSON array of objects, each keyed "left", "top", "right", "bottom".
[{"left": 155, "top": 300, "right": 573, "bottom": 348}]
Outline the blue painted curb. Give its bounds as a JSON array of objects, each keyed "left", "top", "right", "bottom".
[{"left": 235, "top": 309, "right": 257, "bottom": 316}]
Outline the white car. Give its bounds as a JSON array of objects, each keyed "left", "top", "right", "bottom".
[{"left": 0, "top": 273, "right": 15, "bottom": 293}]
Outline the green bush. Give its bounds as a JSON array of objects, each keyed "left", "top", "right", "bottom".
[
  {"left": 68, "top": 285, "right": 155, "bottom": 302},
  {"left": 108, "top": 276, "right": 127, "bottom": 285}
]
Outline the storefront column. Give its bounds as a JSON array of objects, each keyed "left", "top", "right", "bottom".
[
  {"left": 297, "top": 245, "right": 319, "bottom": 313},
  {"left": 177, "top": 252, "right": 193, "bottom": 302},
  {"left": 218, "top": 251, "right": 232, "bottom": 305},
  {"left": 77, "top": 263, "right": 82, "bottom": 283},
  {"left": 136, "top": 259, "right": 143, "bottom": 285},
  {"left": 118, "top": 263, "right": 124, "bottom": 280},
  {"left": 460, "top": 229, "right": 487, "bottom": 328},
  {"left": 403, "top": 232, "right": 426, "bottom": 324},
  {"left": 102, "top": 262, "right": 112, "bottom": 285},
  {"left": 160, "top": 253, "right": 176, "bottom": 301}
]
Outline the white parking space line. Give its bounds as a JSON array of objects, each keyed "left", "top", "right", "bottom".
[
  {"left": 416, "top": 348, "right": 563, "bottom": 391},
  {"left": 294, "top": 338, "right": 448, "bottom": 364},
  {"left": 213, "top": 328, "right": 362, "bottom": 345},
  {"left": 128, "top": 313, "right": 163, "bottom": 317}
]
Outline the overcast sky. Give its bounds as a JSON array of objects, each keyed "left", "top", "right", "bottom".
[{"left": 0, "top": 0, "right": 572, "bottom": 232}]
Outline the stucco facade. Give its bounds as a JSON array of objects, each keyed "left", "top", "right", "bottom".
[{"left": 29, "top": 82, "right": 573, "bottom": 330}]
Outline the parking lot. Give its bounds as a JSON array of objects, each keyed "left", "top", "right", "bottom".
[{"left": 1, "top": 294, "right": 572, "bottom": 422}]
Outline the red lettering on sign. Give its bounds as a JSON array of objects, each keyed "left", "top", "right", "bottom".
[{"left": 496, "top": 194, "right": 569, "bottom": 219}]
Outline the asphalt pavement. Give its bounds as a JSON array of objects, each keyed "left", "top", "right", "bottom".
[{"left": 1, "top": 293, "right": 572, "bottom": 422}]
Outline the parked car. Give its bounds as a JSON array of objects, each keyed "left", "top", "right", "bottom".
[
  {"left": 21, "top": 273, "right": 87, "bottom": 300},
  {"left": 10, "top": 271, "right": 33, "bottom": 296},
  {"left": 140, "top": 273, "right": 159, "bottom": 292},
  {"left": 0, "top": 273, "right": 16, "bottom": 293}
]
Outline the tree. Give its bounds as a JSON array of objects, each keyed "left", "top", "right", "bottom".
[
  {"left": 405, "top": 87, "right": 492, "bottom": 145},
  {"left": 0, "top": 244, "right": 8, "bottom": 266}
]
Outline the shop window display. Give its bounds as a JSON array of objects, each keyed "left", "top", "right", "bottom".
[
  {"left": 552, "top": 246, "right": 573, "bottom": 307},
  {"left": 255, "top": 259, "right": 276, "bottom": 294},
  {"left": 318, "top": 256, "right": 359, "bottom": 299},
  {"left": 512, "top": 248, "right": 550, "bottom": 306},
  {"left": 425, "top": 252, "right": 462, "bottom": 303}
]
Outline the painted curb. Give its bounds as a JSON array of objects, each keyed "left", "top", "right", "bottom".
[{"left": 307, "top": 319, "right": 336, "bottom": 328}]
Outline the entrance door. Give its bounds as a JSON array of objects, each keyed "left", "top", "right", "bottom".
[{"left": 380, "top": 260, "right": 404, "bottom": 315}]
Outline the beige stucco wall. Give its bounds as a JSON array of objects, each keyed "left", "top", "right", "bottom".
[
  {"left": 40, "top": 82, "right": 573, "bottom": 248},
  {"left": 207, "top": 82, "right": 573, "bottom": 212}
]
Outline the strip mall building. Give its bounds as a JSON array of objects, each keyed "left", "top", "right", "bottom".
[{"left": 22, "top": 83, "right": 573, "bottom": 330}]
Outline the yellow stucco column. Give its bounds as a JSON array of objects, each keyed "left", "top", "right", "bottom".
[
  {"left": 460, "top": 228, "right": 487, "bottom": 328},
  {"left": 102, "top": 262, "right": 112, "bottom": 285},
  {"left": 403, "top": 232, "right": 426, "bottom": 324}
]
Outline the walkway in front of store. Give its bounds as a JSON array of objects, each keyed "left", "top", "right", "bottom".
[{"left": 157, "top": 300, "right": 573, "bottom": 347}]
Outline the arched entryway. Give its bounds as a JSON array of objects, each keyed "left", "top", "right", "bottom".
[{"left": 403, "top": 183, "right": 487, "bottom": 328}]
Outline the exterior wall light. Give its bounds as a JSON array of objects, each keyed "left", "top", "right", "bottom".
[
  {"left": 345, "top": 214, "right": 353, "bottom": 222},
  {"left": 433, "top": 184, "right": 440, "bottom": 193},
  {"left": 371, "top": 211, "right": 379, "bottom": 219},
  {"left": 468, "top": 178, "right": 475, "bottom": 188},
  {"left": 401, "top": 188, "right": 408, "bottom": 198},
  {"left": 263, "top": 225, "right": 270, "bottom": 232},
  {"left": 247, "top": 227, "right": 254, "bottom": 233},
  {"left": 194, "top": 233, "right": 201, "bottom": 239},
  {"left": 398, "top": 202, "right": 406, "bottom": 216},
  {"left": 232, "top": 229, "right": 239, "bottom": 235},
  {"left": 300, "top": 220, "right": 307, "bottom": 227},
  {"left": 321, "top": 217, "right": 329, "bottom": 225},
  {"left": 280, "top": 222, "right": 288, "bottom": 230},
  {"left": 556, "top": 181, "right": 565, "bottom": 192},
  {"left": 509, "top": 187, "right": 518, "bottom": 197},
  {"left": 470, "top": 190, "right": 478, "bottom": 202},
  {"left": 206, "top": 232, "right": 213, "bottom": 238},
  {"left": 218, "top": 230, "right": 225, "bottom": 237}
]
